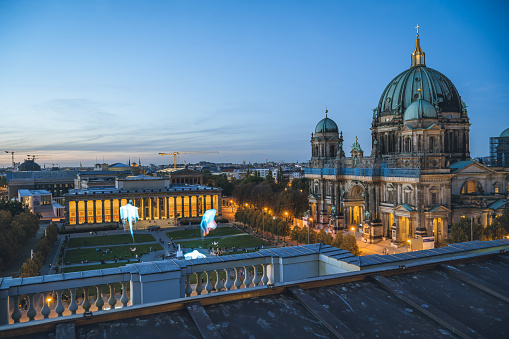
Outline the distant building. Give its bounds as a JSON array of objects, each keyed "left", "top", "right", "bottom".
[
  {"left": 6, "top": 170, "right": 79, "bottom": 199},
  {"left": 489, "top": 127, "right": 509, "bottom": 168}
]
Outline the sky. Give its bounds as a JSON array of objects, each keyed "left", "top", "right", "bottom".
[{"left": 0, "top": 0, "right": 508, "bottom": 167}]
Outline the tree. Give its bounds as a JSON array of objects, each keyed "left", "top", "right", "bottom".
[
  {"left": 484, "top": 210, "right": 509, "bottom": 240},
  {"left": 449, "top": 217, "right": 484, "bottom": 243},
  {"left": 340, "top": 234, "right": 360, "bottom": 255},
  {"left": 291, "top": 226, "right": 301, "bottom": 243},
  {"left": 332, "top": 232, "right": 343, "bottom": 248}
]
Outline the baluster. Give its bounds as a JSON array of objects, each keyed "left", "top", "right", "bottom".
[
  {"left": 11, "top": 296, "right": 21, "bottom": 323},
  {"left": 41, "top": 292, "right": 51, "bottom": 319},
  {"left": 266, "top": 264, "right": 273, "bottom": 285},
  {"left": 108, "top": 284, "right": 117, "bottom": 310},
  {"left": 185, "top": 274, "right": 193, "bottom": 297},
  {"left": 95, "top": 285, "right": 104, "bottom": 311},
  {"left": 243, "top": 266, "right": 251, "bottom": 288},
  {"left": 204, "top": 271, "right": 213, "bottom": 294},
  {"left": 55, "top": 290, "right": 65, "bottom": 317},
  {"left": 82, "top": 287, "right": 91, "bottom": 313},
  {"left": 120, "top": 282, "right": 129, "bottom": 307},
  {"left": 69, "top": 288, "right": 78, "bottom": 315},
  {"left": 195, "top": 272, "right": 203, "bottom": 295},
  {"left": 234, "top": 267, "right": 242, "bottom": 290},
  {"left": 252, "top": 265, "right": 260, "bottom": 286},
  {"left": 214, "top": 270, "right": 224, "bottom": 292},
  {"left": 26, "top": 294, "right": 36, "bottom": 321},
  {"left": 261, "top": 264, "right": 269, "bottom": 285},
  {"left": 224, "top": 269, "right": 233, "bottom": 291}
]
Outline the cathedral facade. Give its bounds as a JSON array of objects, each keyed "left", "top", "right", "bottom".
[{"left": 305, "top": 30, "right": 509, "bottom": 246}]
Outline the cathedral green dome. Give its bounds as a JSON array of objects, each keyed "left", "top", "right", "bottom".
[
  {"left": 501, "top": 128, "right": 509, "bottom": 138},
  {"left": 377, "top": 66, "right": 462, "bottom": 117},
  {"left": 403, "top": 99, "right": 437, "bottom": 121},
  {"left": 315, "top": 112, "right": 338, "bottom": 134},
  {"left": 376, "top": 37, "right": 462, "bottom": 117}
]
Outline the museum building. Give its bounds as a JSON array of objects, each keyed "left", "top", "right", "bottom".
[
  {"left": 64, "top": 175, "right": 222, "bottom": 228},
  {"left": 305, "top": 30, "right": 509, "bottom": 246}
]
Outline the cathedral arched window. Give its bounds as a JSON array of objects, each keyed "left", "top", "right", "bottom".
[
  {"left": 461, "top": 180, "right": 483, "bottom": 195},
  {"left": 330, "top": 145, "right": 335, "bottom": 157},
  {"left": 429, "top": 136, "right": 434, "bottom": 153}
]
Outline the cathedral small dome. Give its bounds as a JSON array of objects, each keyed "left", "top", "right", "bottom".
[
  {"left": 403, "top": 99, "right": 437, "bottom": 121},
  {"left": 315, "top": 111, "right": 338, "bottom": 134},
  {"left": 501, "top": 128, "right": 509, "bottom": 138}
]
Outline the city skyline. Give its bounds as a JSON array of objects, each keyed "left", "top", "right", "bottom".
[{"left": 0, "top": 0, "right": 508, "bottom": 167}]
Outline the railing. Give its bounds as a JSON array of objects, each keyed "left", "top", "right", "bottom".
[
  {"left": 0, "top": 251, "right": 300, "bottom": 326},
  {"left": 304, "top": 166, "right": 420, "bottom": 178}
]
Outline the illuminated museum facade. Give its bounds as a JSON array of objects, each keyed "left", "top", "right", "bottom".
[
  {"left": 64, "top": 176, "right": 222, "bottom": 228},
  {"left": 305, "top": 31, "right": 509, "bottom": 246}
]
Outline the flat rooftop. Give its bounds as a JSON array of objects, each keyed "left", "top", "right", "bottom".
[{"left": 6, "top": 247, "right": 509, "bottom": 339}]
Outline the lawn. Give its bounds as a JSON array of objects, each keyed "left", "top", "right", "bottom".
[
  {"left": 177, "top": 234, "right": 270, "bottom": 249},
  {"left": 62, "top": 262, "right": 130, "bottom": 273},
  {"left": 64, "top": 243, "right": 163, "bottom": 264},
  {"left": 67, "top": 234, "right": 157, "bottom": 248},
  {"left": 166, "top": 226, "right": 244, "bottom": 240}
]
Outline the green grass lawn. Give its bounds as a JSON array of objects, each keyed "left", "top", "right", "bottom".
[
  {"left": 67, "top": 234, "right": 157, "bottom": 248},
  {"left": 178, "top": 234, "right": 270, "bottom": 249},
  {"left": 64, "top": 243, "right": 163, "bottom": 264},
  {"left": 166, "top": 226, "right": 244, "bottom": 240},
  {"left": 62, "top": 262, "right": 130, "bottom": 273}
]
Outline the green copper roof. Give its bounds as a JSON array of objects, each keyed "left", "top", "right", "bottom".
[
  {"left": 377, "top": 66, "right": 462, "bottom": 117},
  {"left": 500, "top": 127, "right": 509, "bottom": 137},
  {"left": 403, "top": 99, "right": 437, "bottom": 121},
  {"left": 315, "top": 116, "right": 338, "bottom": 134}
]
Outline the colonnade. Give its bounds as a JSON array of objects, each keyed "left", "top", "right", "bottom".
[{"left": 67, "top": 194, "right": 220, "bottom": 225}]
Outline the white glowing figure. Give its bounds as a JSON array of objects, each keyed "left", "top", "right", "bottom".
[
  {"left": 184, "top": 249, "right": 207, "bottom": 260},
  {"left": 120, "top": 200, "right": 139, "bottom": 242},
  {"left": 200, "top": 209, "right": 217, "bottom": 237}
]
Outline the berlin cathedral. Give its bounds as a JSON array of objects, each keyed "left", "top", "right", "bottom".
[{"left": 305, "top": 27, "right": 509, "bottom": 246}]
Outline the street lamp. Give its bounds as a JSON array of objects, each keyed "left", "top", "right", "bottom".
[
  {"left": 262, "top": 209, "right": 266, "bottom": 240},
  {"left": 407, "top": 239, "right": 412, "bottom": 252},
  {"left": 308, "top": 218, "right": 313, "bottom": 244}
]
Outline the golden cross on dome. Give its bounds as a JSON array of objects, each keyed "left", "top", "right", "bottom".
[{"left": 416, "top": 24, "right": 420, "bottom": 37}]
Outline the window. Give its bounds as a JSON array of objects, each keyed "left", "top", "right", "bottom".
[
  {"left": 461, "top": 180, "right": 476, "bottom": 194},
  {"left": 495, "top": 187, "right": 499, "bottom": 194},
  {"left": 431, "top": 193, "right": 438, "bottom": 205}
]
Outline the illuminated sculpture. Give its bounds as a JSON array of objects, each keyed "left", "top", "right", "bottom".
[
  {"left": 120, "top": 200, "right": 139, "bottom": 242},
  {"left": 200, "top": 209, "right": 217, "bottom": 237},
  {"left": 184, "top": 249, "right": 207, "bottom": 260}
]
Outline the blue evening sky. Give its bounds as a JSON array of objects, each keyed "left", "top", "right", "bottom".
[{"left": 0, "top": 0, "right": 507, "bottom": 167}]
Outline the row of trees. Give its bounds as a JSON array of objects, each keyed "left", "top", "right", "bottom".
[
  {"left": 235, "top": 208, "right": 291, "bottom": 240},
  {"left": 0, "top": 201, "right": 40, "bottom": 273},
  {"left": 448, "top": 210, "right": 509, "bottom": 244},
  {"left": 18, "top": 223, "right": 59, "bottom": 277},
  {"left": 233, "top": 178, "right": 309, "bottom": 219},
  {"left": 290, "top": 226, "right": 360, "bottom": 255}
]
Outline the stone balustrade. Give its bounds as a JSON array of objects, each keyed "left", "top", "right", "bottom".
[
  {"left": 1, "top": 244, "right": 341, "bottom": 326},
  {"left": 2, "top": 240, "right": 504, "bottom": 328}
]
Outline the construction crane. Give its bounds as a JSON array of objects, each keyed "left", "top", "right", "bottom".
[
  {"left": 27, "top": 154, "right": 50, "bottom": 161},
  {"left": 4, "top": 151, "right": 16, "bottom": 169},
  {"left": 158, "top": 151, "right": 219, "bottom": 169}
]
